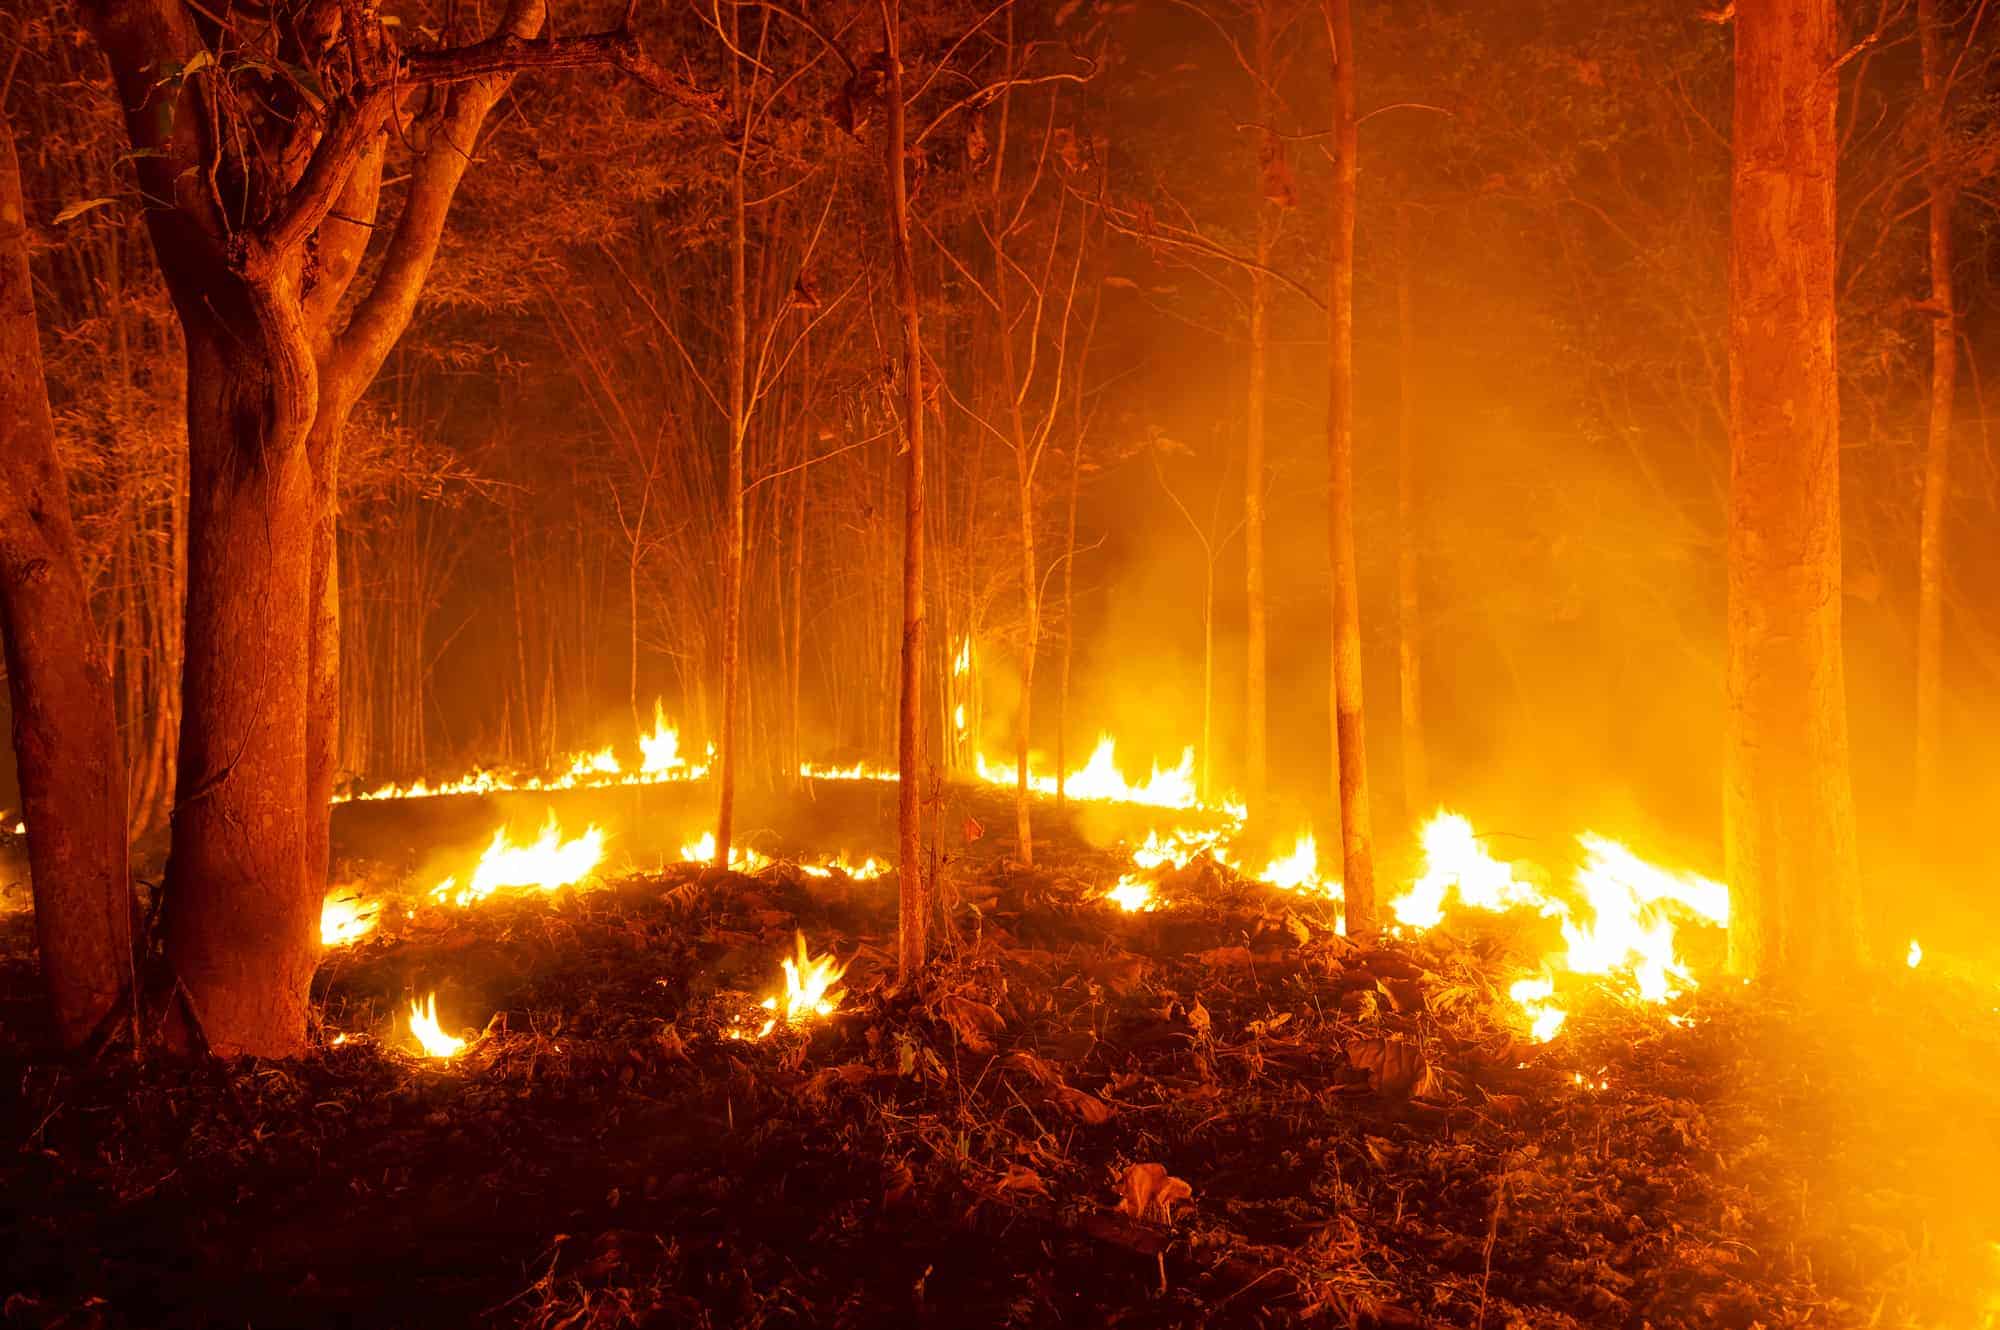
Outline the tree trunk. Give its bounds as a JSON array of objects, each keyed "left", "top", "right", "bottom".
[
  {"left": 0, "top": 112, "right": 134, "bottom": 1050},
  {"left": 1014, "top": 453, "right": 1038, "bottom": 864},
  {"left": 884, "top": 4, "right": 930, "bottom": 983},
  {"left": 163, "top": 296, "right": 319, "bottom": 1057},
  {"left": 1323, "top": 0, "right": 1377, "bottom": 935},
  {"left": 1395, "top": 213, "right": 1429, "bottom": 819},
  {"left": 1244, "top": 0, "right": 1276, "bottom": 818},
  {"left": 1724, "top": 0, "right": 1862, "bottom": 983},
  {"left": 1914, "top": 0, "right": 1955, "bottom": 840},
  {"left": 1056, "top": 409, "right": 1083, "bottom": 810},
  {"left": 715, "top": 97, "right": 749, "bottom": 871}
]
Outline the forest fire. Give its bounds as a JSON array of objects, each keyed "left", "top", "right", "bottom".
[{"left": 7, "top": 0, "right": 1998, "bottom": 1323}]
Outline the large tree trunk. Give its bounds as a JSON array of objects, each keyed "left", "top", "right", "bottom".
[
  {"left": 1395, "top": 214, "right": 1428, "bottom": 819},
  {"left": 1913, "top": 0, "right": 1955, "bottom": 839},
  {"left": 0, "top": 112, "right": 134, "bottom": 1050},
  {"left": 1323, "top": 0, "right": 1377, "bottom": 935},
  {"left": 1724, "top": 0, "right": 1862, "bottom": 983},
  {"left": 884, "top": 4, "right": 930, "bottom": 983},
  {"left": 163, "top": 301, "right": 319, "bottom": 1057}
]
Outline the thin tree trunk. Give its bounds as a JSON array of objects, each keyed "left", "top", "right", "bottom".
[
  {"left": 715, "top": 110, "right": 749, "bottom": 870},
  {"left": 1395, "top": 211, "right": 1429, "bottom": 818},
  {"left": 0, "top": 113, "right": 134, "bottom": 1049},
  {"left": 884, "top": 3, "right": 930, "bottom": 982},
  {"left": 1323, "top": 0, "right": 1377, "bottom": 936},
  {"left": 1724, "top": 0, "right": 1861, "bottom": 983},
  {"left": 1244, "top": 0, "right": 1275, "bottom": 818},
  {"left": 1056, "top": 400, "right": 1083, "bottom": 809},
  {"left": 1914, "top": 0, "right": 1955, "bottom": 839}
]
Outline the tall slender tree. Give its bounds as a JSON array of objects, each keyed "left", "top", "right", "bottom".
[
  {"left": 1322, "top": 0, "right": 1376, "bottom": 935},
  {"left": 883, "top": 0, "right": 930, "bottom": 982}
]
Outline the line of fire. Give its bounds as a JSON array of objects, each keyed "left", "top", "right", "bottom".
[{"left": 1, "top": 0, "right": 1996, "bottom": 1325}]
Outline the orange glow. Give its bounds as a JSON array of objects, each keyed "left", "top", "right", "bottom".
[{"left": 1256, "top": 832, "right": 1339, "bottom": 899}]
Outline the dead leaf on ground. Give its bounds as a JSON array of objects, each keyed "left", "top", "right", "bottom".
[
  {"left": 1009, "top": 1050, "right": 1060, "bottom": 1086},
  {"left": 1048, "top": 1083, "right": 1115, "bottom": 1125},
  {"left": 994, "top": 1166, "right": 1049, "bottom": 1198},
  {"left": 1114, "top": 1162, "right": 1193, "bottom": 1224},
  {"left": 1194, "top": 945, "right": 1252, "bottom": 968},
  {"left": 939, "top": 996, "right": 1005, "bottom": 1054},
  {"left": 1088, "top": 953, "right": 1150, "bottom": 995},
  {"left": 1345, "top": 1037, "right": 1438, "bottom": 1097}
]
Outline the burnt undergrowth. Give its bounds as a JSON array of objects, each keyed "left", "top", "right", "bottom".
[{"left": 1, "top": 793, "right": 1994, "bottom": 1330}]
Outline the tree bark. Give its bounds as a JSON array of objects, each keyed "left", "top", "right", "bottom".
[
  {"left": 1913, "top": 0, "right": 1955, "bottom": 840},
  {"left": 1322, "top": 0, "right": 1377, "bottom": 936},
  {"left": 1724, "top": 0, "right": 1862, "bottom": 983},
  {"left": 0, "top": 111, "right": 135, "bottom": 1050},
  {"left": 884, "top": 3, "right": 930, "bottom": 983},
  {"left": 163, "top": 292, "right": 320, "bottom": 1057}
]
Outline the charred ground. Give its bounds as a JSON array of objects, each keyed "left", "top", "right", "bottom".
[{"left": 2, "top": 788, "right": 1993, "bottom": 1330}]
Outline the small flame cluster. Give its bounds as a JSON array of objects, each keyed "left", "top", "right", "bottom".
[{"left": 731, "top": 932, "right": 848, "bottom": 1041}]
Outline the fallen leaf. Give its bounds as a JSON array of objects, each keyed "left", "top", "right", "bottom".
[
  {"left": 1345, "top": 1037, "right": 1435, "bottom": 1097},
  {"left": 1048, "top": 1083, "right": 1114, "bottom": 1124},
  {"left": 994, "top": 1166, "right": 1049, "bottom": 1197},
  {"left": 1115, "top": 1163, "right": 1193, "bottom": 1223},
  {"left": 1194, "top": 945, "right": 1252, "bottom": 968},
  {"left": 939, "top": 996, "right": 1004, "bottom": 1054}
]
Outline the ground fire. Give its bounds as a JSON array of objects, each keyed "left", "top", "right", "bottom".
[{"left": 3, "top": 0, "right": 1999, "bottom": 1326}]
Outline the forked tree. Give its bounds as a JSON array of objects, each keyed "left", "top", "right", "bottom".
[{"left": 13, "top": 0, "right": 707, "bottom": 1055}]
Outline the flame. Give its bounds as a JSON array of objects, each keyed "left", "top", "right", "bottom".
[
  {"left": 1257, "top": 832, "right": 1340, "bottom": 899},
  {"left": 1130, "top": 826, "right": 1235, "bottom": 871},
  {"left": 798, "top": 758, "right": 898, "bottom": 782},
  {"left": 1908, "top": 938, "right": 1923, "bottom": 969},
  {"left": 337, "top": 700, "right": 708, "bottom": 802},
  {"left": 1374, "top": 811, "right": 1730, "bottom": 1032},
  {"left": 798, "top": 853, "right": 888, "bottom": 880},
  {"left": 1106, "top": 874, "right": 1159, "bottom": 912},
  {"left": 679, "top": 831, "right": 771, "bottom": 872},
  {"left": 408, "top": 993, "right": 466, "bottom": 1058},
  {"left": 432, "top": 811, "right": 606, "bottom": 907},
  {"left": 734, "top": 933, "right": 848, "bottom": 1039},
  {"left": 320, "top": 889, "right": 381, "bottom": 947},
  {"left": 1561, "top": 833, "right": 1727, "bottom": 1002},
  {"left": 953, "top": 639, "right": 972, "bottom": 676},
  {"left": 1509, "top": 975, "right": 1567, "bottom": 1042},
  {"left": 1392, "top": 813, "right": 1560, "bottom": 929},
  {"left": 953, "top": 704, "right": 967, "bottom": 734}
]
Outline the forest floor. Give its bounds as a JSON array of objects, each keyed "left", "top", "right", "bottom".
[{"left": 2, "top": 786, "right": 1997, "bottom": 1330}]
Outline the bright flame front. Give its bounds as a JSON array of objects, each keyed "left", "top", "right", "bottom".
[{"left": 433, "top": 812, "right": 606, "bottom": 907}]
